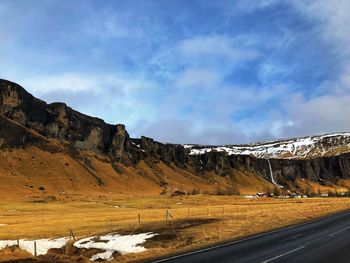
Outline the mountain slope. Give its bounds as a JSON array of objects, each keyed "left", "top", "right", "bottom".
[{"left": 0, "top": 79, "right": 349, "bottom": 199}]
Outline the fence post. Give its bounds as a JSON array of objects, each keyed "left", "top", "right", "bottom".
[
  {"left": 165, "top": 210, "right": 173, "bottom": 221},
  {"left": 34, "top": 241, "right": 37, "bottom": 257},
  {"left": 16, "top": 238, "right": 19, "bottom": 247},
  {"left": 69, "top": 229, "right": 76, "bottom": 240},
  {"left": 138, "top": 213, "right": 141, "bottom": 225}
]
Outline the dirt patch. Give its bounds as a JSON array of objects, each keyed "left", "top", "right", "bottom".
[
  {"left": 47, "top": 239, "right": 122, "bottom": 261},
  {"left": 0, "top": 245, "right": 32, "bottom": 261},
  {"left": 72, "top": 247, "right": 106, "bottom": 258},
  {"left": 140, "top": 218, "right": 220, "bottom": 250}
]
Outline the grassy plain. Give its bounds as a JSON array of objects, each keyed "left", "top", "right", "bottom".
[{"left": 1, "top": 195, "right": 350, "bottom": 262}]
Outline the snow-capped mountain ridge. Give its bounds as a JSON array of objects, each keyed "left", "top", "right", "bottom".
[{"left": 184, "top": 132, "right": 350, "bottom": 159}]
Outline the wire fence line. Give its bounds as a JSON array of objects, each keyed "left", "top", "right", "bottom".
[{"left": 95, "top": 198, "right": 350, "bottom": 230}]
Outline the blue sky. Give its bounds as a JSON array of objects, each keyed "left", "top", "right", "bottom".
[{"left": 1, "top": 0, "right": 350, "bottom": 144}]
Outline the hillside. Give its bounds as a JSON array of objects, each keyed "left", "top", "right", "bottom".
[{"left": 0, "top": 79, "right": 350, "bottom": 199}]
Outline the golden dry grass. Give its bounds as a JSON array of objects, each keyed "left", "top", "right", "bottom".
[{"left": 1, "top": 195, "right": 350, "bottom": 262}]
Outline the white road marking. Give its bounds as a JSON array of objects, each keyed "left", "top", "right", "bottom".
[
  {"left": 260, "top": 246, "right": 306, "bottom": 263},
  {"left": 329, "top": 226, "right": 350, "bottom": 237}
]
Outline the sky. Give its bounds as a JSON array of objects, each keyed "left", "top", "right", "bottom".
[{"left": 1, "top": 0, "right": 350, "bottom": 145}]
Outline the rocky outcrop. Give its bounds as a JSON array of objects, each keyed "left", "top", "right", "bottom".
[
  {"left": 127, "top": 136, "right": 188, "bottom": 166},
  {"left": 0, "top": 79, "right": 129, "bottom": 155},
  {"left": 1, "top": 78, "right": 350, "bottom": 188}
]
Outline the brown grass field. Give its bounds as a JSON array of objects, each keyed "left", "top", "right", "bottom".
[{"left": 1, "top": 195, "right": 350, "bottom": 262}]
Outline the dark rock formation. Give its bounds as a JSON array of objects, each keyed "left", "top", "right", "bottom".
[
  {"left": 0, "top": 79, "right": 129, "bottom": 155},
  {"left": 0, "top": 115, "right": 46, "bottom": 148}
]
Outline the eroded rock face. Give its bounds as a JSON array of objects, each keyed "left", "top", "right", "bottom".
[
  {"left": 2, "top": 78, "right": 350, "bottom": 186},
  {"left": 0, "top": 84, "right": 22, "bottom": 112},
  {"left": 110, "top": 124, "right": 129, "bottom": 161},
  {"left": 0, "top": 115, "right": 45, "bottom": 147},
  {"left": 0, "top": 79, "right": 129, "bottom": 156}
]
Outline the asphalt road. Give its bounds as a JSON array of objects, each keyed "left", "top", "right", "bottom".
[{"left": 152, "top": 209, "right": 350, "bottom": 263}]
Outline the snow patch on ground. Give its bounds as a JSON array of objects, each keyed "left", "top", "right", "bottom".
[
  {"left": 0, "top": 232, "right": 155, "bottom": 261},
  {"left": 0, "top": 237, "right": 69, "bottom": 255},
  {"left": 74, "top": 232, "right": 156, "bottom": 261}
]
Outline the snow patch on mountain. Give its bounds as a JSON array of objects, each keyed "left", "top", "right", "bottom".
[{"left": 184, "top": 133, "right": 350, "bottom": 159}]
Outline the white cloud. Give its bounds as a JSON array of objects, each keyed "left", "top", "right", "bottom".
[
  {"left": 292, "top": 0, "right": 350, "bottom": 57},
  {"left": 82, "top": 12, "right": 137, "bottom": 40},
  {"left": 20, "top": 73, "right": 154, "bottom": 96},
  {"left": 281, "top": 94, "right": 350, "bottom": 137},
  {"left": 179, "top": 35, "right": 259, "bottom": 61},
  {"left": 13, "top": 72, "right": 159, "bottom": 128},
  {"left": 136, "top": 79, "right": 293, "bottom": 144},
  {"left": 23, "top": 73, "right": 100, "bottom": 94},
  {"left": 234, "top": 0, "right": 283, "bottom": 13},
  {"left": 139, "top": 118, "right": 251, "bottom": 145},
  {"left": 264, "top": 0, "right": 350, "bottom": 139},
  {"left": 176, "top": 68, "right": 221, "bottom": 89},
  {"left": 150, "top": 34, "right": 260, "bottom": 82}
]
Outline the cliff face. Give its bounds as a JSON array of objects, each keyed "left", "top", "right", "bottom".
[
  {"left": 187, "top": 152, "right": 350, "bottom": 186},
  {"left": 0, "top": 79, "right": 129, "bottom": 158},
  {"left": 1, "top": 79, "right": 350, "bottom": 191}
]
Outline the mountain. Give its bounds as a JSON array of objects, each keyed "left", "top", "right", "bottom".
[{"left": 0, "top": 79, "right": 350, "bottom": 200}]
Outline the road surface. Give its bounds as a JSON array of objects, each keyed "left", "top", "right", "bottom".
[{"left": 152, "top": 209, "right": 350, "bottom": 263}]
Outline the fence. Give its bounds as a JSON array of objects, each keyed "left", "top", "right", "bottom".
[{"left": 93, "top": 198, "right": 350, "bottom": 232}]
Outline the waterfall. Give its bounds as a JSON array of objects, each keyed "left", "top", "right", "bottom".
[{"left": 267, "top": 159, "right": 277, "bottom": 185}]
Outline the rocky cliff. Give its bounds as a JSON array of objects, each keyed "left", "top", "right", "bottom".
[
  {"left": 188, "top": 151, "right": 350, "bottom": 187},
  {"left": 0, "top": 79, "right": 189, "bottom": 165},
  {"left": 1, "top": 79, "right": 350, "bottom": 194}
]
